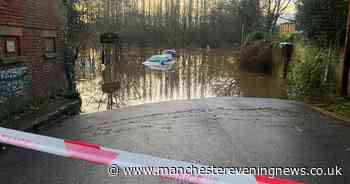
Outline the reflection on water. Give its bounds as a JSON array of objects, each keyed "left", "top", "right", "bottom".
[
  {"left": 76, "top": 49, "right": 286, "bottom": 113},
  {"left": 144, "top": 64, "right": 175, "bottom": 71}
]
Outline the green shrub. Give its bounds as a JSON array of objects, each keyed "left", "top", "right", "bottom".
[
  {"left": 244, "top": 32, "right": 266, "bottom": 44},
  {"left": 296, "top": 0, "right": 347, "bottom": 47},
  {"left": 240, "top": 40, "right": 273, "bottom": 73},
  {"left": 288, "top": 42, "right": 339, "bottom": 101},
  {"left": 0, "top": 96, "right": 33, "bottom": 122}
]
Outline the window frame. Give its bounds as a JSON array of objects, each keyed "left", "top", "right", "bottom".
[
  {"left": 1, "top": 36, "right": 20, "bottom": 57},
  {"left": 44, "top": 37, "right": 56, "bottom": 54}
]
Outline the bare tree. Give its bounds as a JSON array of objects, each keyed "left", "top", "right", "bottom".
[
  {"left": 72, "top": 0, "right": 246, "bottom": 47},
  {"left": 63, "top": 0, "right": 94, "bottom": 96},
  {"left": 261, "top": 0, "right": 293, "bottom": 33}
]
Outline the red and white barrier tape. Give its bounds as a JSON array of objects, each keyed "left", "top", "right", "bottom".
[{"left": 0, "top": 127, "right": 302, "bottom": 184}]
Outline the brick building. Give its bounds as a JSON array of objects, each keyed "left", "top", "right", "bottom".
[{"left": 0, "top": 0, "right": 66, "bottom": 100}]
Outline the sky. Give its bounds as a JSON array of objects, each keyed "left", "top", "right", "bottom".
[{"left": 278, "top": 1, "right": 297, "bottom": 24}]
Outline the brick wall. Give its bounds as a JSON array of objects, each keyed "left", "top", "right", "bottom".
[
  {"left": 0, "top": 0, "right": 67, "bottom": 97},
  {"left": 0, "top": 0, "right": 24, "bottom": 27}
]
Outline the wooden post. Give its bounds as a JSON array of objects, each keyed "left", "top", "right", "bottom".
[
  {"left": 241, "top": 24, "right": 245, "bottom": 45},
  {"left": 341, "top": 0, "right": 350, "bottom": 96}
]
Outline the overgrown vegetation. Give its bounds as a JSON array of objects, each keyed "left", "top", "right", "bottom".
[
  {"left": 321, "top": 100, "right": 350, "bottom": 119},
  {"left": 62, "top": 0, "right": 90, "bottom": 99},
  {"left": 286, "top": 0, "right": 350, "bottom": 119},
  {"left": 287, "top": 41, "right": 350, "bottom": 119},
  {"left": 0, "top": 94, "right": 75, "bottom": 127},
  {"left": 238, "top": 0, "right": 292, "bottom": 73},
  {"left": 240, "top": 39, "right": 273, "bottom": 73},
  {"left": 0, "top": 97, "right": 33, "bottom": 123},
  {"left": 296, "top": 0, "right": 347, "bottom": 47},
  {"left": 288, "top": 42, "right": 339, "bottom": 101}
]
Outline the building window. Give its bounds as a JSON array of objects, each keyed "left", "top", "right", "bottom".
[
  {"left": 0, "top": 36, "right": 20, "bottom": 57},
  {"left": 44, "top": 37, "right": 56, "bottom": 53}
]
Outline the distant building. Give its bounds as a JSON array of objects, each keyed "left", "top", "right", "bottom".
[
  {"left": 279, "top": 22, "right": 296, "bottom": 35},
  {"left": 0, "top": 0, "right": 66, "bottom": 99}
]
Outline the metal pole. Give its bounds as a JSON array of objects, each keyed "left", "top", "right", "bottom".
[{"left": 341, "top": 0, "right": 350, "bottom": 96}]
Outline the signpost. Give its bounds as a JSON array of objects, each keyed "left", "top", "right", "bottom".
[
  {"left": 100, "top": 32, "right": 121, "bottom": 66},
  {"left": 100, "top": 33, "right": 122, "bottom": 110},
  {"left": 100, "top": 32, "right": 119, "bottom": 44}
]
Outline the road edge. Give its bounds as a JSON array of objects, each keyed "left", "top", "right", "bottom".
[{"left": 291, "top": 100, "right": 350, "bottom": 123}]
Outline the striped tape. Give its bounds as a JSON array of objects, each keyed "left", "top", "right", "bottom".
[{"left": 0, "top": 127, "right": 302, "bottom": 184}]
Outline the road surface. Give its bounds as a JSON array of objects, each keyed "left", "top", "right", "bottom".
[{"left": 0, "top": 97, "right": 349, "bottom": 184}]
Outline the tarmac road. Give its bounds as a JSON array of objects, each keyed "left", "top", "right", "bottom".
[{"left": 0, "top": 97, "right": 349, "bottom": 184}]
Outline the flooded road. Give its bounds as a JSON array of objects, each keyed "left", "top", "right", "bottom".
[{"left": 76, "top": 48, "right": 286, "bottom": 113}]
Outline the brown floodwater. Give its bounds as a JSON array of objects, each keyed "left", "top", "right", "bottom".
[{"left": 76, "top": 48, "right": 286, "bottom": 113}]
